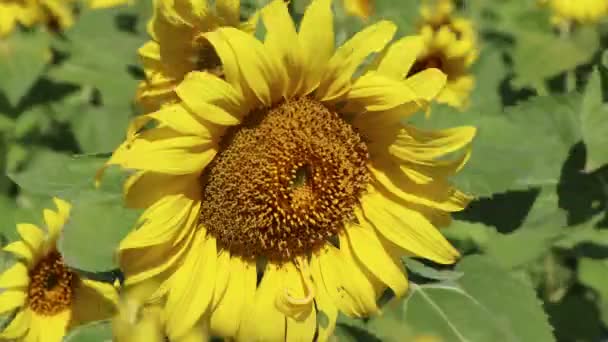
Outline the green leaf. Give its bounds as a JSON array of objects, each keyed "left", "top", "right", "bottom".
[
  {"left": 511, "top": 28, "right": 599, "bottom": 90},
  {"left": 381, "top": 256, "right": 555, "bottom": 342},
  {"left": 0, "top": 29, "right": 51, "bottom": 106},
  {"left": 403, "top": 258, "right": 463, "bottom": 282},
  {"left": 8, "top": 149, "right": 124, "bottom": 200},
  {"left": 553, "top": 215, "right": 607, "bottom": 249},
  {"left": 416, "top": 94, "right": 581, "bottom": 196},
  {"left": 58, "top": 195, "right": 138, "bottom": 272},
  {"left": 577, "top": 258, "right": 608, "bottom": 326},
  {"left": 580, "top": 67, "right": 608, "bottom": 171},
  {"left": 63, "top": 320, "right": 113, "bottom": 342},
  {"left": 484, "top": 226, "right": 563, "bottom": 269}
]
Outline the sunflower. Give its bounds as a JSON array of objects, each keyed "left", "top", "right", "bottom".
[
  {"left": 342, "top": 0, "right": 373, "bottom": 19},
  {"left": 136, "top": 0, "right": 258, "bottom": 111},
  {"left": 0, "top": 198, "right": 118, "bottom": 341},
  {"left": 101, "top": 0, "right": 475, "bottom": 340},
  {"left": 88, "top": 0, "right": 131, "bottom": 9},
  {"left": 414, "top": 0, "right": 478, "bottom": 110},
  {"left": 542, "top": 0, "right": 608, "bottom": 25},
  {"left": 0, "top": 0, "right": 73, "bottom": 36}
]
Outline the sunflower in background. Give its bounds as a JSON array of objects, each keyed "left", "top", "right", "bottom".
[
  {"left": 100, "top": 0, "right": 475, "bottom": 340},
  {"left": 135, "top": 0, "right": 258, "bottom": 112},
  {"left": 540, "top": 0, "right": 608, "bottom": 26},
  {"left": 0, "top": 0, "right": 74, "bottom": 37},
  {"left": 0, "top": 198, "right": 118, "bottom": 342},
  {"left": 412, "top": 0, "right": 478, "bottom": 110},
  {"left": 342, "top": 0, "right": 373, "bottom": 19}
]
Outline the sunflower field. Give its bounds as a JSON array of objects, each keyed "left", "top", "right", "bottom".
[{"left": 0, "top": 0, "right": 607, "bottom": 341}]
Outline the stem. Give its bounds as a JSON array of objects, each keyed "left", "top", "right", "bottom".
[{"left": 560, "top": 21, "right": 576, "bottom": 92}]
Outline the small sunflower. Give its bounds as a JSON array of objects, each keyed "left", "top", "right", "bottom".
[
  {"left": 136, "top": 0, "right": 257, "bottom": 111},
  {"left": 542, "top": 0, "right": 608, "bottom": 25},
  {"left": 0, "top": 0, "right": 73, "bottom": 37},
  {"left": 101, "top": 0, "right": 475, "bottom": 340},
  {"left": 0, "top": 198, "right": 118, "bottom": 342},
  {"left": 414, "top": 0, "right": 478, "bottom": 110},
  {"left": 342, "top": 0, "right": 373, "bottom": 19},
  {"left": 88, "top": 0, "right": 131, "bottom": 9}
]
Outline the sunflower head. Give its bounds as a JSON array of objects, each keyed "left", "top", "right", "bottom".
[
  {"left": 103, "top": 0, "right": 476, "bottom": 340},
  {"left": 413, "top": 0, "right": 477, "bottom": 109},
  {"left": 342, "top": 0, "right": 374, "bottom": 20},
  {"left": 136, "top": 0, "right": 258, "bottom": 111},
  {"left": 543, "top": 0, "right": 608, "bottom": 26},
  {"left": 0, "top": 198, "right": 118, "bottom": 342}
]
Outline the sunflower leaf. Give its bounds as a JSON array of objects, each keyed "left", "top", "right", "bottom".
[
  {"left": 0, "top": 29, "right": 51, "bottom": 107},
  {"left": 367, "top": 255, "right": 555, "bottom": 342},
  {"left": 580, "top": 67, "right": 608, "bottom": 172},
  {"left": 63, "top": 320, "right": 113, "bottom": 342}
]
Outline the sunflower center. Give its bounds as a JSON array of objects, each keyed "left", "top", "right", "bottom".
[
  {"left": 28, "top": 251, "right": 75, "bottom": 315},
  {"left": 409, "top": 54, "right": 446, "bottom": 77},
  {"left": 199, "top": 97, "right": 370, "bottom": 262}
]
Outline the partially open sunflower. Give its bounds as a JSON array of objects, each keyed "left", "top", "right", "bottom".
[
  {"left": 0, "top": 198, "right": 118, "bottom": 342},
  {"left": 136, "top": 0, "right": 257, "bottom": 111},
  {"left": 0, "top": 0, "right": 74, "bottom": 36},
  {"left": 101, "top": 0, "right": 476, "bottom": 340},
  {"left": 542, "top": 0, "right": 608, "bottom": 25}
]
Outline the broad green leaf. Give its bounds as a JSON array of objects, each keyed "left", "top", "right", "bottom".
[
  {"left": 580, "top": 67, "right": 608, "bottom": 171},
  {"left": 443, "top": 220, "right": 497, "bottom": 251},
  {"left": 511, "top": 28, "right": 599, "bottom": 90},
  {"left": 545, "top": 294, "right": 602, "bottom": 342},
  {"left": 484, "top": 226, "right": 563, "bottom": 269},
  {"left": 58, "top": 195, "right": 139, "bottom": 272},
  {"left": 553, "top": 215, "right": 606, "bottom": 249},
  {"left": 0, "top": 30, "right": 51, "bottom": 106},
  {"left": 382, "top": 256, "right": 555, "bottom": 342},
  {"left": 577, "top": 258, "right": 608, "bottom": 326},
  {"left": 8, "top": 150, "right": 124, "bottom": 200},
  {"left": 521, "top": 187, "right": 567, "bottom": 229},
  {"left": 415, "top": 94, "right": 581, "bottom": 196},
  {"left": 63, "top": 320, "right": 113, "bottom": 342}
]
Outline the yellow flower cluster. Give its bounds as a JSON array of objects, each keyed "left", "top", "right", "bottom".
[
  {"left": 0, "top": 0, "right": 130, "bottom": 37},
  {"left": 0, "top": 0, "right": 478, "bottom": 341},
  {"left": 413, "top": 0, "right": 479, "bottom": 110},
  {"left": 541, "top": 0, "right": 608, "bottom": 25}
]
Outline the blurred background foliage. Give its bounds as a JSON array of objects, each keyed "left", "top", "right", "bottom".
[{"left": 0, "top": 0, "right": 608, "bottom": 341}]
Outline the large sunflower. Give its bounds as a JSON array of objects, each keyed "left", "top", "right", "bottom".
[
  {"left": 542, "top": 0, "right": 608, "bottom": 25},
  {"left": 413, "top": 0, "right": 478, "bottom": 110},
  {"left": 101, "top": 0, "right": 476, "bottom": 340},
  {"left": 136, "top": 0, "right": 257, "bottom": 111},
  {"left": 0, "top": 198, "right": 118, "bottom": 341}
]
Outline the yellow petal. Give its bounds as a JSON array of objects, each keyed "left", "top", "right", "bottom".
[
  {"left": 390, "top": 125, "right": 476, "bottom": 161},
  {"left": 88, "top": 0, "right": 130, "bottom": 9},
  {"left": 262, "top": 0, "right": 302, "bottom": 98},
  {"left": 310, "top": 258, "right": 338, "bottom": 342},
  {"left": 0, "top": 290, "right": 26, "bottom": 314},
  {"left": 315, "top": 244, "right": 378, "bottom": 317},
  {"left": 343, "top": 0, "right": 373, "bottom": 19},
  {"left": 281, "top": 262, "right": 316, "bottom": 342},
  {"left": 38, "top": 309, "right": 70, "bottom": 342},
  {"left": 176, "top": 72, "right": 247, "bottom": 125},
  {"left": 70, "top": 279, "right": 118, "bottom": 327},
  {"left": 346, "top": 220, "right": 408, "bottom": 297},
  {"left": 165, "top": 233, "right": 217, "bottom": 339},
  {"left": 210, "top": 250, "right": 231, "bottom": 310},
  {"left": 360, "top": 191, "right": 459, "bottom": 264},
  {"left": 215, "top": 0, "right": 239, "bottom": 25},
  {"left": 298, "top": 0, "right": 334, "bottom": 95},
  {"left": 403, "top": 68, "right": 448, "bottom": 102},
  {"left": 205, "top": 27, "right": 283, "bottom": 106},
  {"left": 373, "top": 35, "right": 424, "bottom": 80},
  {"left": 124, "top": 172, "right": 198, "bottom": 209},
  {"left": 0, "top": 308, "right": 30, "bottom": 339},
  {"left": 52, "top": 198, "right": 71, "bottom": 220},
  {"left": 16, "top": 224, "right": 44, "bottom": 255},
  {"left": 210, "top": 256, "right": 255, "bottom": 337},
  {"left": 0, "top": 263, "right": 29, "bottom": 289},
  {"left": 348, "top": 72, "right": 421, "bottom": 112},
  {"left": 316, "top": 20, "right": 396, "bottom": 102},
  {"left": 43, "top": 209, "right": 63, "bottom": 241},
  {"left": 237, "top": 264, "right": 286, "bottom": 341},
  {"left": 4, "top": 241, "right": 34, "bottom": 265},
  {"left": 147, "top": 103, "right": 221, "bottom": 138},
  {"left": 369, "top": 163, "right": 470, "bottom": 212},
  {"left": 107, "top": 127, "right": 216, "bottom": 175}
]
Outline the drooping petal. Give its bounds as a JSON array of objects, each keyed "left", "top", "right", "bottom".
[
  {"left": 165, "top": 233, "right": 217, "bottom": 339},
  {"left": 310, "top": 257, "right": 338, "bottom": 342},
  {"left": 359, "top": 190, "right": 460, "bottom": 264},
  {"left": 345, "top": 220, "right": 408, "bottom": 297},
  {"left": 348, "top": 72, "right": 421, "bottom": 112},
  {"left": 16, "top": 224, "right": 44, "bottom": 259},
  {"left": 237, "top": 264, "right": 286, "bottom": 341},
  {"left": 3, "top": 241, "right": 34, "bottom": 266},
  {"left": 0, "top": 308, "right": 30, "bottom": 340},
  {"left": 372, "top": 35, "right": 424, "bottom": 80},
  {"left": 210, "top": 256, "right": 256, "bottom": 337},
  {"left": 147, "top": 102, "right": 222, "bottom": 138}
]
